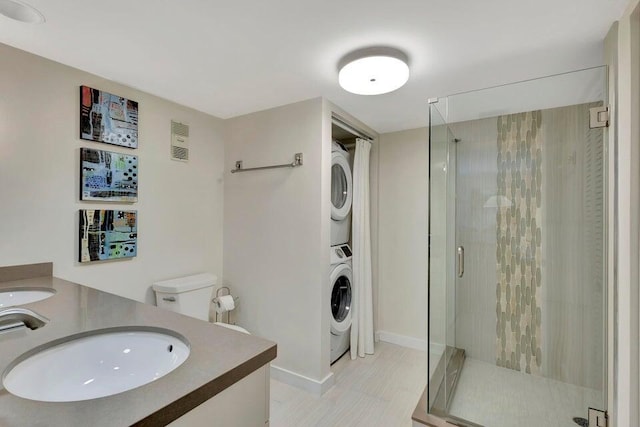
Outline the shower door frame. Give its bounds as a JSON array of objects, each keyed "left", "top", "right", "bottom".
[
  {"left": 426, "top": 98, "right": 477, "bottom": 426},
  {"left": 425, "top": 66, "right": 613, "bottom": 427}
]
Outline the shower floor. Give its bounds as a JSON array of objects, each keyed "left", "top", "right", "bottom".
[{"left": 448, "top": 358, "right": 602, "bottom": 427}]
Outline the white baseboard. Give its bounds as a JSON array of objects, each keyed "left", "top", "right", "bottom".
[
  {"left": 376, "top": 330, "right": 427, "bottom": 352},
  {"left": 270, "top": 364, "right": 335, "bottom": 396}
]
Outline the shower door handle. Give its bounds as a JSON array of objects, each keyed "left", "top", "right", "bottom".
[{"left": 457, "top": 246, "right": 464, "bottom": 278}]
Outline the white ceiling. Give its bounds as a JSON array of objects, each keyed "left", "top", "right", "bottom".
[{"left": 0, "top": 0, "right": 627, "bottom": 133}]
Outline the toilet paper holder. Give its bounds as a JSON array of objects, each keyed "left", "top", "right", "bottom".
[{"left": 212, "top": 286, "right": 239, "bottom": 323}]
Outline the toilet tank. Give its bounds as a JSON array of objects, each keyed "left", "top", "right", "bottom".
[{"left": 152, "top": 273, "right": 217, "bottom": 321}]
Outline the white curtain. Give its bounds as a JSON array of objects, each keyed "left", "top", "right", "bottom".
[{"left": 351, "top": 138, "right": 374, "bottom": 359}]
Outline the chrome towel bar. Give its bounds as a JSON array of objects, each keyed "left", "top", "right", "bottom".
[{"left": 231, "top": 153, "right": 303, "bottom": 173}]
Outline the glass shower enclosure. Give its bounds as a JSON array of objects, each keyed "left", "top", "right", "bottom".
[{"left": 427, "top": 67, "right": 608, "bottom": 427}]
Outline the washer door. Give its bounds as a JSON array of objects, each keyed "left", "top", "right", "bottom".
[
  {"left": 330, "top": 263, "right": 352, "bottom": 334},
  {"left": 331, "top": 152, "right": 352, "bottom": 221}
]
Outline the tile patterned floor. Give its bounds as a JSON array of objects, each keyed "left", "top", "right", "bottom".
[
  {"left": 270, "top": 342, "right": 428, "bottom": 427},
  {"left": 448, "top": 358, "right": 603, "bottom": 427},
  {"left": 271, "top": 346, "right": 603, "bottom": 427}
]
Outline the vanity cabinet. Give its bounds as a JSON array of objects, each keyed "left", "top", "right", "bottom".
[{"left": 169, "top": 365, "right": 270, "bottom": 427}]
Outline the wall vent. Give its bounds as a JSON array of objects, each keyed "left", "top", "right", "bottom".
[{"left": 171, "top": 121, "right": 189, "bottom": 162}]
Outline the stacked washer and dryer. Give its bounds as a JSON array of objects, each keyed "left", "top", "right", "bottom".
[{"left": 330, "top": 140, "right": 354, "bottom": 363}]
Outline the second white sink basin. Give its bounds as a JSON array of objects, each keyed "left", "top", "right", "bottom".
[
  {"left": 2, "top": 327, "right": 190, "bottom": 402},
  {"left": 0, "top": 288, "right": 55, "bottom": 308}
]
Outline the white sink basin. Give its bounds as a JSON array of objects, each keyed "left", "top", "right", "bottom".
[
  {"left": 2, "top": 327, "right": 190, "bottom": 402},
  {"left": 0, "top": 288, "right": 55, "bottom": 308}
]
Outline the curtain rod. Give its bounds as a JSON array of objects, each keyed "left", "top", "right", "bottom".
[{"left": 331, "top": 114, "right": 374, "bottom": 141}]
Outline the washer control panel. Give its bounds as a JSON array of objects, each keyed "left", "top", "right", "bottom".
[{"left": 330, "top": 244, "right": 352, "bottom": 265}]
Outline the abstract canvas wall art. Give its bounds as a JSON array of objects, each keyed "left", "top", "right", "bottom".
[
  {"left": 79, "top": 210, "right": 137, "bottom": 263},
  {"left": 80, "top": 148, "right": 138, "bottom": 202},
  {"left": 80, "top": 86, "right": 139, "bottom": 148}
]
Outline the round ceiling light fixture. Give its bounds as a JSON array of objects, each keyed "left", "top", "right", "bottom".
[
  {"left": 338, "top": 47, "right": 410, "bottom": 95},
  {"left": 0, "top": 0, "right": 45, "bottom": 24}
]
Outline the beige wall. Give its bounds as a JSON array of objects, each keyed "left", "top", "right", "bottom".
[
  {"left": 223, "top": 98, "right": 329, "bottom": 384},
  {"left": 607, "top": 1, "right": 640, "bottom": 425},
  {"left": 223, "top": 98, "right": 377, "bottom": 390},
  {"left": 377, "top": 128, "right": 428, "bottom": 346},
  {"left": 0, "top": 43, "right": 225, "bottom": 304}
]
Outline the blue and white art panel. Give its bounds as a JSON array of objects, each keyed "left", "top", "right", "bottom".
[
  {"left": 79, "top": 210, "right": 137, "bottom": 263},
  {"left": 80, "top": 85, "right": 139, "bottom": 148},
  {"left": 80, "top": 148, "right": 138, "bottom": 202}
]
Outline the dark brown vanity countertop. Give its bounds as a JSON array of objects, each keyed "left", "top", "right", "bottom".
[{"left": 0, "top": 275, "right": 277, "bottom": 426}]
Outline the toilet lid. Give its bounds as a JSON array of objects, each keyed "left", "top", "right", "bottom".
[
  {"left": 152, "top": 273, "right": 217, "bottom": 293},
  {"left": 214, "top": 322, "right": 250, "bottom": 334}
]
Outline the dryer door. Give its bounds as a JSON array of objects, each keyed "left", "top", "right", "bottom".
[
  {"left": 331, "top": 152, "right": 352, "bottom": 221},
  {"left": 330, "top": 263, "right": 352, "bottom": 334}
]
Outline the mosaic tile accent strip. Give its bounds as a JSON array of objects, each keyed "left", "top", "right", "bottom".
[{"left": 495, "top": 111, "right": 542, "bottom": 374}]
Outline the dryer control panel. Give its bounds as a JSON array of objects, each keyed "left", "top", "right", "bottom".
[{"left": 330, "top": 244, "right": 352, "bottom": 265}]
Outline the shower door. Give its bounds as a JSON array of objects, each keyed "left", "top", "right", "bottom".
[
  {"left": 427, "top": 101, "right": 458, "bottom": 413},
  {"left": 427, "top": 67, "right": 608, "bottom": 427}
]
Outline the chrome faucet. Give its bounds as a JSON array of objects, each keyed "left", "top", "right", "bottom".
[{"left": 0, "top": 307, "right": 49, "bottom": 333}]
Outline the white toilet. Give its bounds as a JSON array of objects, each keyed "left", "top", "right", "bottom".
[{"left": 152, "top": 273, "right": 249, "bottom": 334}]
